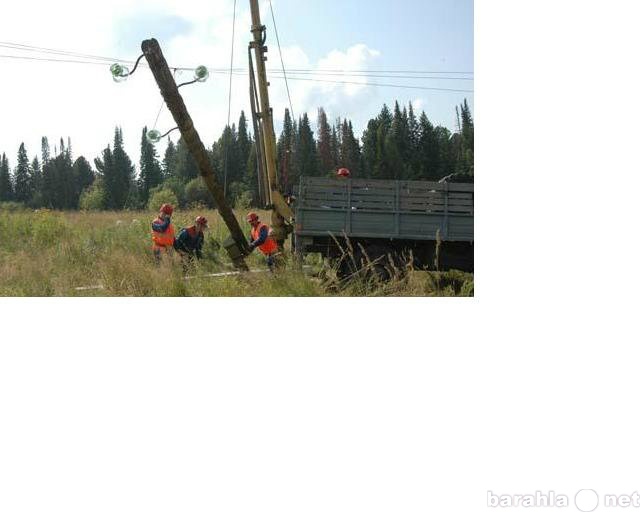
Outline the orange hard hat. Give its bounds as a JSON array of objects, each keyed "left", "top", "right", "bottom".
[
  {"left": 160, "top": 203, "right": 174, "bottom": 215},
  {"left": 195, "top": 216, "right": 208, "bottom": 226},
  {"left": 246, "top": 212, "right": 259, "bottom": 223},
  {"left": 337, "top": 168, "right": 351, "bottom": 178}
]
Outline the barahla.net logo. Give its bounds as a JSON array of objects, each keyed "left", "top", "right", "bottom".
[{"left": 488, "top": 489, "right": 640, "bottom": 511}]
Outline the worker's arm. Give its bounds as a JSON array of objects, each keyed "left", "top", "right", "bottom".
[
  {"left": 248, "top": 226, "right": 269, "bottom": 249},
  {"left": 152, "top": 218, "right": 171, "bottom": 233},
  {"left": 195, "top": 233, "right": 204, "bottom": 259}
]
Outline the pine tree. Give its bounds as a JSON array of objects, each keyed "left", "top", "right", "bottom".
[
  {"left": 0, "top": 153, "right": 13, "bottom": 201},
  {"left": 316, "top": 108, "right": 334, "bottom": 173},
  {"left": 138, "top": 126, "right": 163, "bottom": 204},
  {"left": 14, "top": 143, "right": 33, "bottom": 204}
]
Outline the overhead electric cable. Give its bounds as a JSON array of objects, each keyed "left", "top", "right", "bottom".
[
  {"left": 0, "top": 54, "right": 474, "bottom": 93},
  {"left": 223, "top": 0, "right": 238, "bottom": 196},
  {"left": 268, "top": 0, "right": 295, "bottom": 120}
]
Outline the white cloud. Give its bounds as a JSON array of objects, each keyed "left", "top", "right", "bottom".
[{"left": 0, "top": 0, "right": 381, "bottom": 170}]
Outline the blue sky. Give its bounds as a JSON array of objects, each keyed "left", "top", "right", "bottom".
[{"left": 0, "top": 0, "right": 473, "bottom": 166}]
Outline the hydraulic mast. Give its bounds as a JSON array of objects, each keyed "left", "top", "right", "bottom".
[{"left": 248, "top": 0, "right": 293, "bottom": 249}]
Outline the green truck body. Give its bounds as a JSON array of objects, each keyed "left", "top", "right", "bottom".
[{"left": 294, "top": 176, "right": 474, "bottom": 272}]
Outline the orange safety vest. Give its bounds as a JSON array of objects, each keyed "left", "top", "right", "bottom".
[
  {"left": 152, "top": 218, "right": 175, "bottom": 250},
  {"left": 251, "top": 222, "right": 278, "bottom": 256}
]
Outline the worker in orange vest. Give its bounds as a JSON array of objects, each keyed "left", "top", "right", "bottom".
[
  {"left": 151, "top": 203, "right": 176, "bottom": 262},
  {"left": 246, "top": 212, "right": 280, "bottom": 271}
]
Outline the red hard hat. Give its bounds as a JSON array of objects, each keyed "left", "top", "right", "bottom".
[
  {"left": 246, "top": 212, "right": 259, "bottom": 223},
  {"left": 160, "top": 203, "right": 174, "bottom": 215},
  {"left": 195, "top": 216, "right": 208, "bottom": 226},
  {"left": 337, "top": 168, "right": 351, "bottom": 177}
]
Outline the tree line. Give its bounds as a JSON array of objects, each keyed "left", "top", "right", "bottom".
[{"left": 0, "top": 99, "right": 473, "bottom": 210}]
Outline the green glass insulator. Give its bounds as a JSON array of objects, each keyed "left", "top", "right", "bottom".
[
  {"left": 110, "top": 63, "right": 130, "bottom": 83},
  {"left": 147, "top": 129, "right": 162, "bottom": 144},
  {"left": 194, "top": 65, "right": 209, "bottom": 82}
]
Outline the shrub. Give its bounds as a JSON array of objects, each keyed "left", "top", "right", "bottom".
[
  {"left": 0, "top": 201, "right": 27, "bottom": 212},
  {"left": 148, "top": 188, "right": 179, "bottom": 212},
  {"left": 185, "top": 178, "right": 214, "bottom": 208},
  {"left": 79, "top": 184, "right": 106, "bottom": 211},
  {"left": 234, "top": 190, "right": 253, "bottom": 210},
  {"left": 161, "top": 177, "right": 187, "bottom": 207}
]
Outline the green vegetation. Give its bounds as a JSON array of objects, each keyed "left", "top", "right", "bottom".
[
  {"left": 0, "top": 99, "right": 473, "bottom": 212},
  {"left": 0, "top": 209, "right": 473, "bottom": 297}
]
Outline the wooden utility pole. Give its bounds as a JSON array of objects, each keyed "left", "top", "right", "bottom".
[
  {"left": 141, "top": 38, "right": 249, "bottom": 270},
  {"left": 248, "top": 0, "right": 294, "bottom": 248}
]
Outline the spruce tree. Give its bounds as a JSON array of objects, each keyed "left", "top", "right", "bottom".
[
  {"left": 361, "top": 118, "right": 379, "bottom": 178},
  {"left": 237, "top": 111, "right": 251, "bottom": 180},
  {"left": 138, "top": 126, "right": 163, "bottom": 204},
  {"left": 14, "top": 143, "right": 33, "bottom": 204},
  {"left": 407, "top": 103, "right": 420, "bottom": 179},
  {"left": 330, "top": 125, "right": 340, "bottom": 171},
  {"left": 339, "top": 120, "right": 361, "bottom": 177},
  {"left": 110, "top": 127, "right": 135, "bottom": 209},
  {"left": 460, "top": 98, "right": 474, "bottom": 175},
  {"left": 417, "top": 112, "right": 439, "bottom": 179},
  {"left": 57, "top": 137, "right": 75, "bottom": 208},
  {"left": 0, "top": 153, "right": 13, "bottom": 201},
  {"left": 276, "top": 109, "right": 296, "bottom": 193},
  {"left": 174, "top": 137, "right": 199, "bottom": 182},
  {"left": 316, "top": 108, "right": 333, "bottom": 173},
  {"left": 295, "top": 113, "right": 318, "bottom": 178},
  {"left": 31, "top": 156, "right": 42, "bottom": 207},
  {"left": 163, "top": 137, "right": 177, "bottom": 179},
  {"left": 41, "top": 137, "right": 50, "bottom": 165},
  {"left": 73, "top": 156, "right": 95, "bottom": 203}
]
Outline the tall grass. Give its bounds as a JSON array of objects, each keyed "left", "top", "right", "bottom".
[{"left": 0, "top": 209, "right": 473, "bottom": 297}]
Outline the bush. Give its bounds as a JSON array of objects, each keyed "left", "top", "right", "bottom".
[
  {"left": 148, "top": 188, "right": 179, "bottom": 212},
  {"left": 185, "top": 178, "right": 214, "bottom": 208},
  {"left": 161, "top": 177, "right": 187, "bottom": 207},
  {"left": 79, "top": 184, "right": 105, "bottom": 211},
  {"left": 234, "top": 190, "right": 253, "bottom": 210},
  {"left": 0, "top": 201, "right": 27, "bottom": 212}
]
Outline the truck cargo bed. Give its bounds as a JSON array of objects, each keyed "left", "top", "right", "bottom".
[{"left": 295, "top": 177, "right": 474, "bottom": 242}]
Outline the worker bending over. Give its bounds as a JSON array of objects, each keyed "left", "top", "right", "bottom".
[
  {"left": 246, "top": 212, "right": 280, "bottom": 271},
  {"left": 151, "top": 203, "right": 176, "bottom": 262},
  {"left": 174, "top": 216, "right": 208, "bottom": 269}
]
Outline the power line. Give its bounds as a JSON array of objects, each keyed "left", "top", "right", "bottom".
[
  {"left": 268, "top": 0, "right": 295, "bottom": 120},
  {"left": 0, "top": 53, "right": 474, "bottom": 93},
  {"left": 223, "top": 0, "right": 238, "bottom": 196},
  {"left": 0, "top": 40, "right": 473, "bottom": 76}
]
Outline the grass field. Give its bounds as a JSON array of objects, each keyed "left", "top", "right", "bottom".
[{"left": 0, "top": 207, "right": 473, "bottom": 297}]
